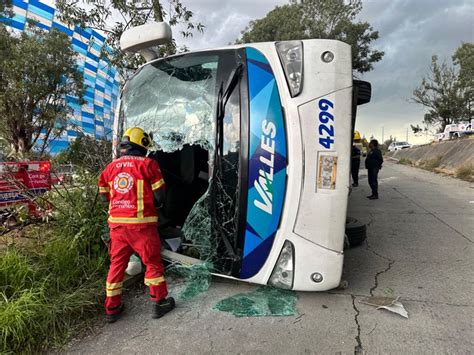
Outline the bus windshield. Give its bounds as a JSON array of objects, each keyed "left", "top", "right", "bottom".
[
  {"left": 120, "top": 51, "right": 244, "bottom": 274},
  {"left": 121, "top": 54, "right": 219, "bottom": 152}
]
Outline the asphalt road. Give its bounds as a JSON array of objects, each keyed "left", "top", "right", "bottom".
[{"left": 69, "top": 161, "right": 473, "bottom": 354}]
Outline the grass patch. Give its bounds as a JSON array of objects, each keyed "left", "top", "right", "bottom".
[
  {"left": 0, "top": 174, "right": 108, "bottom": 353},
  {"left": 455, "top": 164, "right": 474, "bottom": 182},
  {"left": 398, "top": 158, "right": 413, "bottom": 165},
  {"left": 421, "top": 156, "right": 443, "bottom": 171}
]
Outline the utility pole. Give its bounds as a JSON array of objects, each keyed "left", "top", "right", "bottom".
[
  {"left": 382, "top": 127, "right": 384, "bottom": 144},
  {"left": 406, "top": 127, "right": 409, "bottom": 143}
]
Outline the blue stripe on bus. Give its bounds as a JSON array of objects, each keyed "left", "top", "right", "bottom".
[{"left": 240, "top": 47, "right": 288, "bottom": 279}]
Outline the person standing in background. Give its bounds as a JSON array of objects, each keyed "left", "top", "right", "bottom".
[
  {"left": 365, "top": 139, "right": 383, "bottom": 199},
  {"left": 351, "top": 144, "right": 361, "bottom": 187}
]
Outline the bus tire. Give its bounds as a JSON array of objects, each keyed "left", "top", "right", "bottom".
[{"left": 345, "top": 217, "right": 367, "bottom": 248}]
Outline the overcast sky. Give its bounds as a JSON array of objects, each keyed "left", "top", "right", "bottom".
[{"left": 174, "top": 0, "right": 473, "bottom": 144}]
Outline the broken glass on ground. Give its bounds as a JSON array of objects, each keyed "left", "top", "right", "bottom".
[
  {"left": 167, "top": 263, "right": 212, "bottom": 301},
  {"left": 359, "top": 296, "right": 409, "bottom": 318},
  {"left": 214, "top": 286, "right": 298, "bottom": 317}
]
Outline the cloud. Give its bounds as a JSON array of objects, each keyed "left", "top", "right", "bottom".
[
  {"left": 52, "top": 0, "right": 471, "bottom": 144},
  {"left": 356, "top": 0, "right": 473, "bottom": 142},
  {"left": 175, "top": 0, "right": 288, "bottom": 49},
  {"left": 177, "top": 0, "right": 472, "bottom": 143}
]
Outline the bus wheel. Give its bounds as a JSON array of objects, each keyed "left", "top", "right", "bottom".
[{"left": 345, "top": 217, "right": 367, "bottom": 248}]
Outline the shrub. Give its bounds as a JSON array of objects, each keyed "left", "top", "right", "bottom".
[
  {"left": 456, "top": 164, "right": 474, "bottom": 182},
  {"left": 398, "top": 158, "right": 413, "bottom": 165},
  {"left": 0, "top": 172, "right": 108, "bottom": 353},
  {"left": 421, "top": 156, "right": 442, "bottom": 171},
  {"left": 54, "top": 135, "right": 112, "bottom": 174}
]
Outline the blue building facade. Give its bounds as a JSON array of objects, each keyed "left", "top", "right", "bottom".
[{"left": 2, "top": 0, "right": 121, "bottom": 153}]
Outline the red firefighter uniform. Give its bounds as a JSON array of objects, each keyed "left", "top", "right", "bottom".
[{"left": 99, "top": 155, "right": 167, "bottom": 315}]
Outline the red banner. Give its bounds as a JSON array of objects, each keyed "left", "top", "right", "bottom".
[{"left": 0, "top": 161, "right": 52, "bottom": 209}]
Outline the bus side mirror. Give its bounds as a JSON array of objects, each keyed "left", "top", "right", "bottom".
[{"left": 354, "top": 80, "right": 371, "bottom": 106}]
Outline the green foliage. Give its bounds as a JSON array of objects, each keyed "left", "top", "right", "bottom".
[
  {"left": 413, "top": 43, "right": 473, "bottom": 132},
  {"left": 0, "top": 25, "right": 84, "bottom": 157},
  {"left": 0, "top": 173, "right": 107, "bottom": 353},
  {"left": 410, "top": 124, "right": 427, "bottom": 136},
  {"left": 56, "top": 0, "right": 204, "bottom": 75},
  {"left": 398, "top": 158, "right": 413, "bottom": 166},
  {"left": 421, "top": 156, "right": 442, "bottom": 171},
  {"left": 238, "top": 4, "right": 304, "bottom": 43},
  {"left": 0, "top": 0, "right": 13, "bottom": 18},
  {"left": 54, "top": 135, "right": 112, "bottom": 174},
  {"left": 455, "top": 164, "right": 473, "bottom": 182},
  {"left": 452, "top": 43, "right": 474, "bottom": 121},
  {"left": 236, "top": 0, "right": 384, "bottom": 74}
]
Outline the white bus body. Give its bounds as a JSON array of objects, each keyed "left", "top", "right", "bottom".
[{"left": 115, "top": 37, "right": 370, "bottom": 291}]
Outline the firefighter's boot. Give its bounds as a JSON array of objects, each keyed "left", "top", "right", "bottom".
[
  {"left": 152, "top": 297, "right": 175, "bottom": 319},
  {"left": 106, "top": 304, "right": 124, "bottom": 323}
]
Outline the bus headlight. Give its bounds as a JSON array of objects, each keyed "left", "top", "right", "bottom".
[
  {"left": 276, "top": 41, "right": 304, "bottom": 97},
  {"left": 268, "top": 240, "right": 295, "bottom": 290}
]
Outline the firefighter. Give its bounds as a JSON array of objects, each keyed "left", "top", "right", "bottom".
[
  {"left": 351, "top": 144, "right": 361, "bottom": 187},
  {"left": 98, "top": 127, "right": 175, "bottom": 323}
]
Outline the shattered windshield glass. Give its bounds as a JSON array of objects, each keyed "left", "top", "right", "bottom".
[
  {"left": 121, "top": 54, "right": 219, "bottom": 152},
  {"left": 120, "top": 50, "right": 244, "bottom": 282}
]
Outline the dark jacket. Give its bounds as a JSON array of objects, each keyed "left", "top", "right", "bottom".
[
  {"left": 352, "top": 145, "right": 361, "bottom": 161},
  {"left": 365, "top": 147, "right": 383, "bottom": 170}
]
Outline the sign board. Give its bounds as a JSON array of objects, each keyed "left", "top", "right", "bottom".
[{"left": 0, "top": 161, "right": 52, "bottom": 209}]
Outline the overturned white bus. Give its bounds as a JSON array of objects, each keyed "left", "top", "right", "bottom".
[{"left": 114, "top": 23, "right": 371, "bottom": 291}]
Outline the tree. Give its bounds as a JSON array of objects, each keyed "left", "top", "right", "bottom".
[
  {"left": 236, "top": 0, "right": 384, "bottom": 74},
  {"left": 412, "top": 47, "right": 472, "bottom": 133},
  {"left": 0, "top": 0, "right": 12, "bottom": 16},
  {"left": 56, "top": 0, "right": 204, "bottom": 75},
  {"left": 0, "top": 26, "right": 84, "bottom": 156},
  {"left": 383, "top": 135, "right": 396, "bottom": 149},
  {"left": 453, "top": 43, "right": 473, "bottom": 120},
  {"left": 55, "top": 135, "right": 112, "bottom": 173}
]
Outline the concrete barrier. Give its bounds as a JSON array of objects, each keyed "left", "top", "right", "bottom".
[{"left": 386, "top": 138, "right": 474, "bottom": 173}]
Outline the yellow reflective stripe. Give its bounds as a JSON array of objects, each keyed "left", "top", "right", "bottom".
[
  {"left": 106, "top": 282, "right": 123, "bottom": 289},
  {"left": 108, "top": 216, "right": 158, "bottom": 224},
  {"left": 106, "top": 289, "right": 122, "bottom": 297},
  {"left": 108, "top": 182, "right": 113, "bottom": 196},
  {"left": 99, "top": 186, "right": 109, "bottom": 193},
  {"left": 137, "top": 179, "right": 144, "bottom": 219},
  {"left": 144, "top": 276, "right": 165, "bottom": 286},
  {"left": 151, "top": 179, "right": 164, "bottom": 191}
]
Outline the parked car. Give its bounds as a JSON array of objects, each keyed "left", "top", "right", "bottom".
[
  {"left": 434, "top": 121, "right": 473, "bottom": 142},
  {"left": 388, "top": 141, "right": 411, "bottom": 151},
  {"left": 51, "top": 164, "right": 75, "bottom": 185}
]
